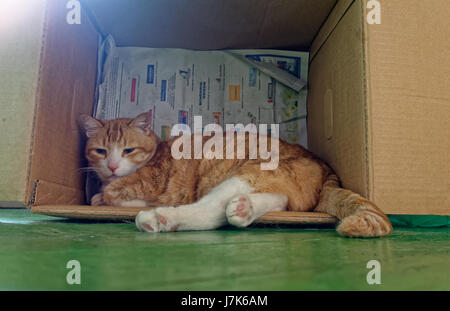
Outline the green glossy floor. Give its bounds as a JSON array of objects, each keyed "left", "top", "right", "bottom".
[{"left": 0, "top": 209, "right": 448, "bottom": 290}]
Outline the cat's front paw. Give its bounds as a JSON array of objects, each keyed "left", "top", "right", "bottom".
[
  {"left": 90, "top": 193, "right": 105, "bottom": 206},
  {"left": 103, "top": 180, "right": 139, "bottom": 206},
  {"left": 102, "top": 183, "right": 123, "bottom": 206},
  {"left": 337, "top": 210, "right": 393, "bottom": 238},
  {"left": 135, "top": 207, "right": 180, "bottom": 233}
]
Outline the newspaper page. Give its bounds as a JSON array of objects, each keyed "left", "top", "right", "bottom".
[{"left": 95, "top": 36, "right": 309, "bottom": 146}]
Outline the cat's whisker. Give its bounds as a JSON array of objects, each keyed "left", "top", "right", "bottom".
[
  {"left": 78, "top": 167, "right": 98, "bottom": 171},
  {"left": 76, "top": 167, "right": 99, "bottom": 174}
]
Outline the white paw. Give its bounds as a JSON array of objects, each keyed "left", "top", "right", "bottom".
[
  {"left": 90, "top": 193, "right": 105, "bottom": 206},
  {"left": 135, "top": 207, "right": 179, "bottom": 233},
  {"left": 226, "top": 195, "right": 254, "bottom": 227}
]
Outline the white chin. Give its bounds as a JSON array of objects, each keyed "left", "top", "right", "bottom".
[
  {"left": 109, "top": 171, "right": 132, "bottom": 180},
  {"left": 107, "top": 175, "right": 120, "bottom": 182}
]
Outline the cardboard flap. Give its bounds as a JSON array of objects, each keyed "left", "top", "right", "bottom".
[
  {"left": 30, "top": 179, "right": 85, "bottom": 206},
  {"left": 26, "top": 0, "right": 99, "bottom": 203},
  {"left": 83, "top": 0, "right": 336, "bottom": 50},
  {"left": 364, "top": 0, "right": 450, "bottom": 215},
  {"left": 310, "top": 0, "right": 354, "bottom": 60},
  {"left": 0, "top": 0, "right": 47, "bottom": 204}
]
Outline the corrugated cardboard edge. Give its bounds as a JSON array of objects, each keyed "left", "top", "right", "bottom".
[
  {"left": 31, "top": 204, "right": 146, "bottom": 220},
  {"left": 254, "top": 211, "right": 337, "bottom": 225},
  {"left": 29, "top": 180, "right": 84, "bottom": 207},
  {"left": 310, "top": 0, "right": 354, "bottom": 61},
  {"left": 361, "top": 1, "right": 374, "bottom": 202},
  {"left": 30, "top": 205, "right": 337, "bottom": 224}
]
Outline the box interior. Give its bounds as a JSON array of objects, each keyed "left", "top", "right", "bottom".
[
  {"left": 28, "top": 0, "right": 340, "bottom": 210},
  {"left": 25, "top": 0, "right": 450, "bottom": 218}
]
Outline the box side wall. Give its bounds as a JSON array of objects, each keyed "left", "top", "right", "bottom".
[
  {"left": 0, "top": 0, "right": 47, "bottom": 205},
  {"left": 365, "top": 0, "right": 450, "bottom": 215},
  {"left": 308, "top": 0, "right": 369, "bottom": 198},
  {"left": 27, "top": 0, "right": 99, "bottom": 205},
  {"left": 310, "top": 0, "right": 354, "bottom": 59}
]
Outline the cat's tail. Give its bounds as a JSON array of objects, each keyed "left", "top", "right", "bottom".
[{"left": 314, "top": 173, "right": 393, "bottom": 238}]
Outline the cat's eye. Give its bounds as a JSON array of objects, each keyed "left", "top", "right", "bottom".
[
  {"left": 95, "top": 149, "right": 107, "bottom": 155},
  {"left": 123, "top": 148, "right": 135, "bottom": 155}
]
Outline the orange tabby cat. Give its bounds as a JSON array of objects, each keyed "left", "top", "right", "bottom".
[{"left": 80, "top": 112, "right": 392, "bottom": 237}]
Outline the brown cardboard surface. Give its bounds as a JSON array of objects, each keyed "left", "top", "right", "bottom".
[
  {"left": 364, "top": 0, "right": 450, "bottom": 215},
  {"left": 83, "top": 0, "right": 336, "bottom": 50},
  {"left": 255, "top": 211, "right": 337, "bottom": 225},
  {"left": 26, "top": 0, "right": 99, "bottom": 205},
  {"left": 30, "top": 205, "right": 147, "bottom": 220},
  {"left": 30, "top": 205, "right": 337, "bottom": 224},
  {"left": 308, "top": 0, "right": 369, "bottom": 198},
  {"left": 310, "top": 0, "right": 354, "bottom": 60},
  {"left": 30, "top": 179, "right": 85, "bottom": 206},
  {"left": 0, "top": 0, "right": 47, "bottom": 204}
]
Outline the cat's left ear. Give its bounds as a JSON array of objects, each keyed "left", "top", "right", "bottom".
[
  {"left": 130, "top": 112, "right": 152, "bottom": 135},
  {"left": 79, "top": 114, "right": 104, "bottom": 138}
]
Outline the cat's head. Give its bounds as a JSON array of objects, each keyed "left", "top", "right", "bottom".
[{"left": 79, "top": 112, "right": 159, "bottom": 183}]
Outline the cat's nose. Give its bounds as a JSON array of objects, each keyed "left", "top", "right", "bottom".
[{"left": 108, "top": 164, "right": 118, "bottom": 172}]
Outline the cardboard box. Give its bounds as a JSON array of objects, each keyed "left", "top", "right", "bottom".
[
  {"left": 308, "top": 0, "right": 450, "bottom": 215},
  {"left": 0, "top": 0, "right": 448, "bottom": 217}
]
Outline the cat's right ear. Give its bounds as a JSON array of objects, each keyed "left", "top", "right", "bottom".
[
  {"left": 130, "top": 112, "right": 152, "bottom": 135},
  {"left": 79, "top": 114, "right": 103, "bottom": 138}
]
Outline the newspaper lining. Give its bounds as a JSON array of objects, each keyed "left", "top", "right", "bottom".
[{"left": 95, "top": 36, "right": 309, "bottom": 147}]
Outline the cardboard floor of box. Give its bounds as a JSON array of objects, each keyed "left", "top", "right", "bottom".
[{"left": 30, "top": 205, "right": 337, "bottom": 225}]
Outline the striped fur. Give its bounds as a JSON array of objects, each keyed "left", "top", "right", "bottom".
[{"left": 80, "top": 113, "right": 393, "bottom": 237}]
